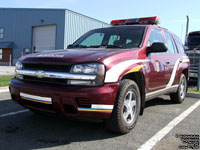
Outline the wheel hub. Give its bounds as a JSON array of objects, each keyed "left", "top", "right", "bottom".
[
  {"left": 123, "top": 91, "right": 137, "bottom": 124},
  {"left": 180, "top": 77, "right": 186, "bottom": 99}
]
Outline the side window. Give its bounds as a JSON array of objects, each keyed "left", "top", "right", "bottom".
[
  {"left": 148, "top": 29, "right": 164, "bottom": 46},
  {"left": 108, "top": 35, "right": 120, "bottom": 45},
  {"left": 80, "top": 33, "right": 104, "bottom": 47},
  {"left": 175, "top": 36, "right": 185, "bottom": 54},
  {"left": 164, "top": 32, "right": 176, "bottom": 54},
  {"left": 126, "top": 39, "right": 132, "bottom": 44}
]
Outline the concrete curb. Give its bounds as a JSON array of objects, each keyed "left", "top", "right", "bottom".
[
  {"left": 0, "top": 86, "right": 9, "bottom": 93},
  {"left": 186, "top": 92, "right": 200, "bottom": 99}
]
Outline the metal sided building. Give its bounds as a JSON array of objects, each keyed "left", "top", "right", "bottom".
[{"left": 0, "top": 8, "right": 109, "bottom": 65}]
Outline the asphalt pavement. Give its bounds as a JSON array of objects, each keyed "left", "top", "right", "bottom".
[{"left": 0, "top": 92, "right": 199, "bottom": 150}]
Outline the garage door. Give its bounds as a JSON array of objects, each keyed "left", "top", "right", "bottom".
[{"left": 32, "top": 25, "right": 56, "bottom": 51}]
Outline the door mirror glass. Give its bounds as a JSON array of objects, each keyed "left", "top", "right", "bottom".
[{"left": 147, "top": 42, "right": 168, "bottom": 54}]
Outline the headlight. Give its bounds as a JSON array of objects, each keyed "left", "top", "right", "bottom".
[
  {"left": 69, "top": 63, "right": 105, "bottom": 86},
  {"left": 15, "top": 61, "right": 23, "bottom": 80},
  {"left": 15, "top": 61, "right": 23, "bottom": 70}
]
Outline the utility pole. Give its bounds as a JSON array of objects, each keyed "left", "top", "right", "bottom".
[{"left": 185, "top": 15, "right": 189, "bottom": 45}]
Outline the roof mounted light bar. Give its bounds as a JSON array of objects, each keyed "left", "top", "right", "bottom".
[{"left": 111, "top": 16, "right": 161, "bottom": 26}]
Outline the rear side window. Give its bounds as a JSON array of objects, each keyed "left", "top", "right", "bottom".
[
  {"left": 174, "top": 35, "right": 185, "bottom": 55},
  {"left": 108, "top": 35, "right": 120, "bottom": 45},
  {"left": 164, "top": 31, "right": 176, "bottom": 54}
]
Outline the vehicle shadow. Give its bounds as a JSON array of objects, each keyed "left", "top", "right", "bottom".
[
  {"left": 0, "top": 103, "right": 118, "bottom": 150},
  {"left": 145, "top": 96, "right": 177, "bottom": 108},
  {"left": 0, "top": 96, "right": 177, "bottom": 150}
]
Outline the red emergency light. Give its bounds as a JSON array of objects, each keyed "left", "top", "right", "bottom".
[{"left": 111, "top": 16, "right": 161, "bottom": 26}]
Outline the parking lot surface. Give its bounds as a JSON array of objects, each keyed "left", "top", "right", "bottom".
[
  {"left": 0, "top": 92, "right": 199, "bottom": 150},
  {"left": 0, "top": 66, "right": 15, "bottom": 75}
]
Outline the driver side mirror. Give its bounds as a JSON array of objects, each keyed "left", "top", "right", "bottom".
[
  {"left": 67, "top": 44, "right": 73, "bottom": 49},
  {"left": 147, "top": 42, "right": 168, "bottom": 55}
]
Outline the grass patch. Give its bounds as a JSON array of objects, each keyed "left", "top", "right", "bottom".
[
  {"left": 188, "top": 87, "right": 200, "bottom": 94},
  {"left": 0, "top": 75, "right": 14, "bottom": 87}
]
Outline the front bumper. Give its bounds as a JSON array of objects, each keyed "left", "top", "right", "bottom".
[{"left": 9, "top": 78, "right": 119, "bottom": 119}]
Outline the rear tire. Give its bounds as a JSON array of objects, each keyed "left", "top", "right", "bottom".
[
  {"left": 170, "top": 74, "right": 187, "bottom": 104},
  {"left": 105, "top": 79, "right": 141, "bottom": 134}
]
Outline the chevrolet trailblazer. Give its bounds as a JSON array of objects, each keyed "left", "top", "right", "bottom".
[{"left": 10, "top": 16, "right": 190, "bottom": 134}]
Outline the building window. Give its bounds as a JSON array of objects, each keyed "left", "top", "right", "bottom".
[
  {"left": 0, "top": 49, "right": 2, "bottom": 59},
  {"left": 0, "top": 28, "right": 4, "bottom": 39}
]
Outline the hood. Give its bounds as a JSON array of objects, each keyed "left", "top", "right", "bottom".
[{"left": 20, "top": 49, "right": 133, "bottom": 65}]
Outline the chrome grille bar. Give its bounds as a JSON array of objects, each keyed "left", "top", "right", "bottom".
[{"left": 16, "top": 69, "right": 96, "bottom": 80}]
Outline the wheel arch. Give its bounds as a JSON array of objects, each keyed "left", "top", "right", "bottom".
[
  {"left": 121, "top": 71, "right": 146, "bottom": 115},
  {"left": 182, "top": 68, "right": 189, "bottom": 92},
  {"left": 182, "top": 69, "right": 189, "bottom": 80}
]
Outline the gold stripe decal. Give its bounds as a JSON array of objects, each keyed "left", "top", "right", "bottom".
[
  {"left": 78, "top": 108, "right": 112, "bottom": 112},
  {"left": 125, "top": 65, "right": 144, "bottom": 75},
  {"left": 78, "top": 104, "right": 113, "bottom": 112},
  {"left": 20, "top": 92, "right": 52, "bottom": 104},
  {"left": 21, "top": 97, "right": 52, "bottom": 104}
]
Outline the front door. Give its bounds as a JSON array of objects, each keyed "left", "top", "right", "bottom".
[{"left": 146, "top": 29, "right": 172, "bottom": 92}]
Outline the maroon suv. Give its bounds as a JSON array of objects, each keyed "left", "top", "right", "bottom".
[{"left": 10, "top": 16, "right": 190, "bottom": 134}]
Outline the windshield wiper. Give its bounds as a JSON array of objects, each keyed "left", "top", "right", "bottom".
[
  {"left": 71, "top": 45, "right": 88, "bottom": 48},
  {"left": 106, "top": 45, "right": 122, "bottom": 48},
  {"left": 88, "top": 45, "right": 102, "bottom": 48}
]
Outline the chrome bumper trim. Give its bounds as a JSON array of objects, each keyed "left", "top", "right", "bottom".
[{"left": 16, "top": 69, "right": 96, "bottom": 80}]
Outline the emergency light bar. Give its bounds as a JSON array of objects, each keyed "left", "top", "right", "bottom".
[{"left": 111, "top": 16, "right": 161, "bottom": 26}]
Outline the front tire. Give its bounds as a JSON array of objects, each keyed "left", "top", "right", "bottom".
[
  {"left": 170, "top": 74, "right": 187, "bottom": 103},
  {"left": 105, "top": 79, "right": 141, "bottom": 134}
]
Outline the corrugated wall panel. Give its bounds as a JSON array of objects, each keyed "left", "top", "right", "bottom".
[{"left": 64, "top": 10, "right": 110, "bottom": 48}]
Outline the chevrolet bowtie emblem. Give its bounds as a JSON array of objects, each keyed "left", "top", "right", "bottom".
[{"left": 35, "top": 70, "right": 45, "bottom": 78}]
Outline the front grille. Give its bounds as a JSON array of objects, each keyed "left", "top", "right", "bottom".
[
  {"left": 21, "top": 63, "right": 71, "bottom": 84},
  {"left": 23, "top": 75, "right": 68, "bottom": 85},
  {"left": 23, "top": 63, "right": 71, "bottom": 72},
  {"left": 186, "top": 51, "right": 200, "bottom": 71}
]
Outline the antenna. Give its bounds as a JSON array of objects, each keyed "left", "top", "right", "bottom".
[{"left": 185, "top": 15, "right": 189, "bottom": 45}]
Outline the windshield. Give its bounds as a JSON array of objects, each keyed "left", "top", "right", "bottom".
[{"left": 69, "top": 26, "right": 146, "bottom": 49}]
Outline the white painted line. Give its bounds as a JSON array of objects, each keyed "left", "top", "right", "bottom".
[
  {"left": 0, "top": 89, "right": 9, "bottom": 93},
  {"left": 0, "top": 98, "right": 10, "bottom": 101},
  {"left": 0, "top": 109, "right": 29, "bottom": 118},
  {"left": 138, "top": 100, "right": 200, "bottom": 150}
]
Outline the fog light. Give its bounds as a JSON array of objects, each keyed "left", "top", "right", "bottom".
[
  {"left": 68, "top": 80, "right": 95, "bottom": 85},
  {"left": 16, "top": 75, "right": 23, "bottom": 80}
]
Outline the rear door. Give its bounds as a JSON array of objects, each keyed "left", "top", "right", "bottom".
[{"left": 163, "top": 31, "right": 180, "bottom": 88}]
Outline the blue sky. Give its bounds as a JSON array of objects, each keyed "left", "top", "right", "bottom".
[{"left": 0, "top": 0, "right": 199, "bottom": 42}]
